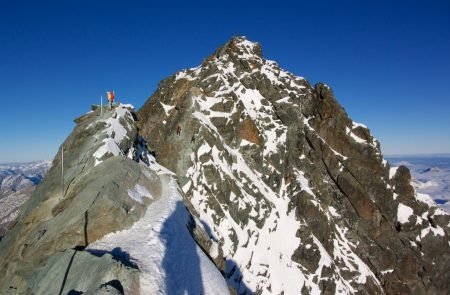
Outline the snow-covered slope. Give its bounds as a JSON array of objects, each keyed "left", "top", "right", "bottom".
[{"left": 138, "top": 36, "right": 450, "bottom": 294}]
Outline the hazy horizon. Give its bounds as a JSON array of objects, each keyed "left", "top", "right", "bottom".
[{"left": 1, "top": 153, "right": 449, "bottom": 165}]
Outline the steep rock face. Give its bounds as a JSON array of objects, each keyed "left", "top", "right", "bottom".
[
  {"left": 0, "top": 105, "right": 228, "bottom": 294},
  {"left": 138, "top": 37, "right": 450, "bottom": 294}
]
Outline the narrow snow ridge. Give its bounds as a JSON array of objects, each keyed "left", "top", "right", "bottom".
[{"left": 87, "top": 174, "right": 229, "bottom": 294}]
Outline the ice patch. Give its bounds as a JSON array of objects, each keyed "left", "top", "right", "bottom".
[
  {"left": 329, "top": 206, "right": 341, "bottom": 218},
  {"left": 93, "top": 138, "right": 123, "bottom": 166},
  {"left": 421, "top": 226, "right": 445, "bottom": 238},
  {"left": 175, "top": 70, "right": 197, "bottom": 81},
  {"left": 346, "top": 127, "right": 366, "bottom": 144},
  {"left": 119, "top": 103, "right": 135, "bottom": 109},
  {"left": 127, "top": 184, "right": 152, "bottom": 204},
  {"left": 160, "top": 102, "right": 175, "bottom": 116},
  {"left": 389, "top": 167, "right": 399, "bottom": 179},
  {"left": 397, "top": 203, "right": 414, "bottom": 224},
  {"left": 352, "top": 122, "right": 367, "bottom": 129}
]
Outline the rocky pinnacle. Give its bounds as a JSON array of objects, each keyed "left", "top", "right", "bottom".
[{"left": 138, "top": 36, "right": 450, "bottom": 294}]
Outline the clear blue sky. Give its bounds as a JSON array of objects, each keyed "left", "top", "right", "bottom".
[{"left": 1, "top": 0, "right": 449, "bottom": 162}]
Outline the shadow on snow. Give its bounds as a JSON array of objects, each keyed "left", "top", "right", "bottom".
[
  {"left": 225, "top": 259, "right": 253, "bottom": 295},
  {"left": 160, "top": 201, "right": 204, "bottom": 295}
]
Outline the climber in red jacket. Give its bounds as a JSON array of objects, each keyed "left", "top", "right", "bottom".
[{"left": 107, "top": 91, "right": 115, "bottom": 110}]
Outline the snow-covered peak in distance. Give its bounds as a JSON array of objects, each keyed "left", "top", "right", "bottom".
[
  {"left": 0, "top": 161, "right": 51, "bottom": 177},
  {"left": 0, "top": 160, "right": 51, "bottom": 237}
]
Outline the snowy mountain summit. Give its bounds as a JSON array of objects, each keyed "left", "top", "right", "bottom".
[
  {"left": 0, "top": 37, "right": 449, "bottom": 294},
  {"left": 138, "top": 37, "right": 450, "bottom": 294}
]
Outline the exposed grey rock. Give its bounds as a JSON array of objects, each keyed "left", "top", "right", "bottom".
[
  {"left": 28, "top": 249, "right": 139, "bottom": 294},
  {"left": 138, "top": 36, "right": 450, "bottom": 294},
  {"left": 0, "top": 103, "right": 230, "bottom": 294},
  {"left": 0, "top": 106, "right": 149, "bottom": 293}
]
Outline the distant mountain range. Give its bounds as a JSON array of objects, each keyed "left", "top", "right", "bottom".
[{"left": 0, "top": 161, "right": 51, "bottom": 237}]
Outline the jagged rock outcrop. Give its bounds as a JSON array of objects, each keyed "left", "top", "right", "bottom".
[
  {"left": 0, "top": 104, "right": 228, "bottom": 294},
  {"left": 138, "top": 36, "right": 450, "bottom": 294}
]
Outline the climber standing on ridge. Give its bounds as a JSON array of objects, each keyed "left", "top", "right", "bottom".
[
  {"left": 107, "top": 91, "right": 115, "bottom": 110},
  {"left": 176, "top": 125, "right": 181, "bottom": 136}
]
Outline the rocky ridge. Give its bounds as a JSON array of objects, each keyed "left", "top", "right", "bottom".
[
  {"left": 138, "top": 36, "right": 450, "bottom": 294},
  {"left": 0, "top": 104, "right": 228, "bottom": 294}
]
